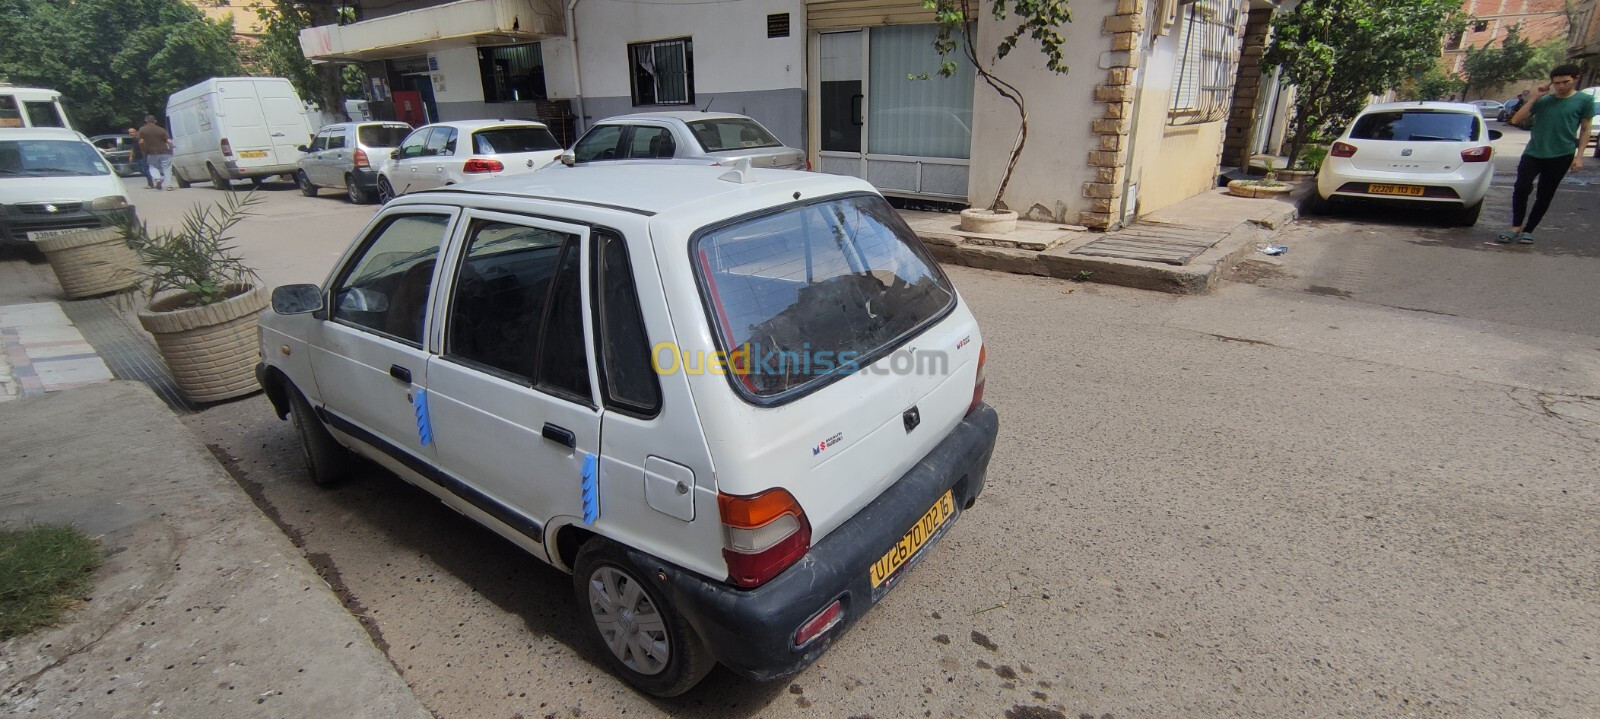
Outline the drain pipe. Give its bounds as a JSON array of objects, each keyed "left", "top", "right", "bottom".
[{"left": 566, "top": 0, "right": 587, "bottom": 137}]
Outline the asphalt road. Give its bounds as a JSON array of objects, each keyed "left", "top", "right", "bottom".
[{"left": 57, "top": 142, "right": 1600, "bottom": 717}]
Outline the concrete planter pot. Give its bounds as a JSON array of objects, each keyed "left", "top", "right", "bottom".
[
  {"left": 1227, "top": 180, "right": 1294, "bottom": 199},
  {"left": 137, "top": 284, "right": 267, "bottom": 403},
  {"left": 959, "top": 208, "right": 1019, "bottom": 234},
  {"left": 35, "top": 227, "right": 142, "bottom": 299},
  {"left": 1276, "top": 169, "right": 1316, "bottom": 180}
]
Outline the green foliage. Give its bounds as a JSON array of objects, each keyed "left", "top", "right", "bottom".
[
  {"left": 0, "top": 525, "right": 102, "bottom": 640},
  {"left": 1264, "top": 0, "right": 1466, "bottom": 166},
  {"left": 1523, "top": 38, "right": 1569, "bottom": 81},
  {"left": 247, "top": 0, "right": 357, "bottom": 120},
  {"left": 1409, "top": 64, "right": 1464, "bottom": 100},
  {"left": 1462, "top": 24, "right": 1538, "bottom": 96},
  {"left": 117, "top": 191, "right": 262, "bottom": 307},
  {"left": 0, "top": 0, "right": 242, "bottom": 133},
  {"left": 1295, "top": 145, "right": 1328, "bottom": 171}
]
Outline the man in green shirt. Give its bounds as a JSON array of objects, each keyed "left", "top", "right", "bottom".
[{"left": 1492, "top": 64, "right": 1595, "bottom": 245}]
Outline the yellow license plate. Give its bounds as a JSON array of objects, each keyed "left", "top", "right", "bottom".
[
  {"left": 239, "top": 150, "right": 268, "bottom": 159},
  {"left": 870, "top": 490, "right": 956, "bottom": 588},
  {"left": 1368, "top": 184, "right": 1424, "bottom": 196}
]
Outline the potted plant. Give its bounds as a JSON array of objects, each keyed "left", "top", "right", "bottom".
[
  {"left": 35, "top": 225, "right": 143, "bottom": 299},
  {"left": 117, "top": 192, "right": 267, "bottom": 403},
  {"left": 1227, "top": 160, "right": 1295, "bottom": 198}
]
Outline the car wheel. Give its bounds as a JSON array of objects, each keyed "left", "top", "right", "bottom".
[
  {"left": 289, "top": 387, "right": 350, "bottom": 487},
  {"left": 377, "top": 176, "right": 396, "bottom": 204},
  {"left": 572, "top": 539, "right": 713, "bottom": 697},
  {"left": 174, "top": 171, "right": 192, "bottom": 189},
  {"left": 251, "top": 176, "right": 266, "bottom": 188},
  {"left": 346, "top": 174, "right": 370, "bottom": 204},
  {"left": 208, "top": 164, "right": 231, "bottom": 191},
  {"left": 297, "top": 171, "right": 319, "bottom": 197},
  {"left": 1453, "top": 200, "right": 1483, "bottom": 227},
  {"left": 1302, "top": 190, "right": 1330, "bottom": 216}
]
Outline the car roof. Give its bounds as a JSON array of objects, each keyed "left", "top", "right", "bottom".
[
  {"left": 0, "top": 128, "right": 88, "bottom": 142},
  {"left": 419, "top": 119, "right": 550, "bottom": 131},
  {"left": 600, "top": 111, "right": 753, "bottom": 124},
  {"left": 401, "top": 163, "right": 871, "bottom": 218},
  {"left": 1361, "top": 101, "right": 1480, "bottom": 114}
]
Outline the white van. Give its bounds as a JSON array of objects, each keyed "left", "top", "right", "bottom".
[
  {"left": 0, "top": 85, "right": 73, "bottom": 130},
  {"left": 167, "top": 77, "right": 314, "bottom": 189}
]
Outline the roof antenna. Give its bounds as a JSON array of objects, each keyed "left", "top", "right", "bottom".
[
  {"left": 701, "top": 96, "right": 714, "bottom": 112},
  {"left": 717, "top": 157, "right": 757, "bottom": 184}
]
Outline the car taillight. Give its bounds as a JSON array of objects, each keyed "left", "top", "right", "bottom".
[
  {"left": 220, "top": 138, "right": 233, "bottom": 157},
  {"left": 354, "top": 148, "right": 370, "bottom": 169},
  {"left": 1460, "top": 146, "right": 1493, "bottom": 162},
  {"left": 1330, "top": 142, "right": 1357, "bottom": 158},
  {"left": 719, "top": 488, "right": 810, "bottom": 588},
  {"left": 794, "top": 599, "right": 843, "bottom": 646},
  {"left": 462, "top": 158, "right": 504, "bottom": 173},
  {"left": 968, "top": 344, "right": 986, "bottom": 415}
]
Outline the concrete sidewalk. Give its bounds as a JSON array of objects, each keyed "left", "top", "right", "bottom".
[
  {"left": 906, "top": 182, "right": 1311, "bottom": 293},
  {"left": 0, "top": 381, "right": 431, "bottom": 718}
]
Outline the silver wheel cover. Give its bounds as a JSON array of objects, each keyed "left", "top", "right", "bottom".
[{"left": 587, "top": 566, "right": 670, "bottom": 675}]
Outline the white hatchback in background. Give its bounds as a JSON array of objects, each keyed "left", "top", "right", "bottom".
[
  {"left": 1312, "top": 101, "right": 1502, "bottom": 226},
  {"left": 0, "top": 128, "right": 135, "bottom": 246},
  {"left": 376, "top": 119, "right": 563, "bottom": 202},
  {"left": 560, "top": 112, "right": 806, "bottom": 170}
]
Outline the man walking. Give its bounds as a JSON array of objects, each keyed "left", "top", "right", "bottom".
[
  {"left": 137, "top": 115, "right": 174, "bottom": 191},
  {"left": 128, "top": 127, "right": 151, "bottom": 189},
  {"left": 1493, "top": 64, "right": 1595, "bottom": 245}
]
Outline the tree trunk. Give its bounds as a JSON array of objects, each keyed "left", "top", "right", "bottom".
[{"left": 957, "top": 0, "right": 1027, "bottom": 214}]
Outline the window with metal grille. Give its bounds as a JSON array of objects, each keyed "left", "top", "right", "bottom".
[
  {"left": 768, "top": 13, "right": 791, "bottom": 38},
  {"left": 628, "top": 38, "right": 695, "bottom": 106},
  {"left": 479, "top": 43, "right": 547, "bottom": 103},
  {"left": 1168, "top": 0, "right": 1243, "bottom": 126}
]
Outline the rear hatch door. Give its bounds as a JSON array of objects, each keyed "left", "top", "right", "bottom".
[
  {"left": 470, "top": 125, "right": 564, "bottom": 174},
  {"left": 1347, "top": 109, "right": 1480, "bottom": 174}
]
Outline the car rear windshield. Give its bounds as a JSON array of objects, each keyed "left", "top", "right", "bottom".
[
  {"left": 1350, "top": 111, "right": 1479, "bottom": 142},
  {"left": 359, "top": 125, "right": 412, "bottom": 148},
  {"left": 693, "top": 195, "right": 955, "bottom": 399},
  {"left": 687, "top": 119, "right": 781, "bottom": 152},
  {"left": 472, "top": 126, "right": 561, "bottom": 154},
  {"left": 0, "top": 139, "right": 110, "bottom": 176}
]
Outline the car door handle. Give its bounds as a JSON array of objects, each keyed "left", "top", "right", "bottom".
[
  {"left": 389, "top": 364, "right": 412, "bottom": 383},
  {"left": 542, "top": 423, "right": 576, "bottom": 448},
  {"left": 271, "top": 132, "right": 286, "bottom": 137}
]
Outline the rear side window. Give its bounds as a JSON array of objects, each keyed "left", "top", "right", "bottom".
[
  {"left": 694, "top": 195, "right": 955, "bottom": 399},
  {"left": 687, "top": 119, "right": 781, "bottom": 152},
  {"left": 25, "top": 101, "right": 66, "bottom": 128},
  {"left": 1350, "top": 111, "right": 1479, "bottom": 142},
  {"left": 359, "top": 124, "right": 411, "bottom": 147},
  {"left": 326, "top": 132, "right": 346, "bottom": 150},
  {"left": 473, "top": 126, "right": 561, "bottom": 154},
  {"left": 0, "top": 97, "right": 20, "bottom": 128}
]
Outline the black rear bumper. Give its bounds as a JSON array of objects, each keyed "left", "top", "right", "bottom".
[{"left": 619, "top": 403, "right": 999, "bottom": 681}]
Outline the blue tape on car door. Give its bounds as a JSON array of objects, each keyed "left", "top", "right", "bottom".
[
  {"left": 581, "top": 453, "right": 599, "bottom": 524},
  {"left": 413, "top": 389, "right": 432, "bottom": 446}
]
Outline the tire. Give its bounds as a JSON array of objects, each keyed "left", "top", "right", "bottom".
[
  {"left": 297, "top": 170, "right": 319, "bottom": 197},
  {"left": 345, "top": 174, "right": 370, "bottom": 204},
  {"left": 288, "top": 388, "right": 350, "bottom": 486},
  {"left": 1302, "top": 190, "right": 1330, "bottom": 216},
  {"left": 174, "top": 171, "right": 192, "bottom": 189},
  {"left": 208, "top": 164, "right": 231, "bottom": 191},
  {"left": 1453, "top": 200, "right": 1483, "bottom": 227},
  {"left": 377, "top": 176, "right": 396, "bottom": 204},
  {"left": 572, "top": 539, "right": 714, "bottom": 697},
  {"left": 250, "top": 176, "right": 266, "bottom": 188}
]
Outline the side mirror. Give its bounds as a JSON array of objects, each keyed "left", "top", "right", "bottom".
[
  {"left": 271, "top": 284, "right": 325, "bottom": 315},
  {"left": 560, "top": 151, "right": 576, "bottom": 167},
  {"left": 297, "top": 145, "right": 309, "bottom": 152},
  {"left": 390, "top": 149, "right": 401, "bottom": 160},
  {"left": 1488, "top": 129, "right": 1503, "bottom": 141}
]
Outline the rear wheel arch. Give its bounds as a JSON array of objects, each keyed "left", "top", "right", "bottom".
[{"left": 551, "top": 521, "right": 598, "bottom": 574}]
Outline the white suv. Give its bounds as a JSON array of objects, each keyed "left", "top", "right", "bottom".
[{"left": 256, "top": 162, "right": 998, "bottom": 695}]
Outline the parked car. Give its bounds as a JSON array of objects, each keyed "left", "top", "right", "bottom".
[
  {"left": 561, "top": 112, "right": 805, "bottom": 170},
  {"left": 1310, "top": 101, "right": 1501, "bottom": 226},
  {"left": 1467, "top": 99, "right": 1504, "bottom": 117},
  {"left": 295, "top": 121, "right": 413, "bottom": 204},
  {"left": 0, "top": 85, "right": 73, "bottom": 130},
  {"left": 0, "top": 128, "right": 135, "bottom": 246},
  {"left": 89, "top": 134, "right": 142, "bottom": 177},
  {"left": 376, "top": 119, "right": 562, "bottom": 203},
  {"left": 1495, "top": 97, "right": 1524, "bottom": 122},
  {"left": 256, "top": 163, "right": 997, "bottom": 696},
  {"left": 167, "top": 77, "right": 315, "bottom": 189},
  {"left": 1584, "top": 87, "right": 1600, "bottom": 153}
]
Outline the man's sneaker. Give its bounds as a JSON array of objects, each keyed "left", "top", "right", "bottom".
[{"left": 1516, "top": 232, "right": 1535, "bottom": 244}]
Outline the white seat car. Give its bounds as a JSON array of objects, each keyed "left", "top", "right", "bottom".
[
  {"left": 256, "top": 162, "right": 998, "bottom": 696},
  {"left": 377, "top": 119, "right": 563, "bottom": 202},
  {"left": 560, "top": 111, "right": 805, "bottom": 170},
  {"left": 1312, "top": 101, "right": 1502, "bottom": 226}
]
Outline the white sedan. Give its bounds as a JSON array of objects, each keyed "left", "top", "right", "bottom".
[
  {"left": 1311, "top": 101, "right": 1501, "bottom": 226},
  {"left": 377, "top": 120, "right": 563, "bottom": 203}
]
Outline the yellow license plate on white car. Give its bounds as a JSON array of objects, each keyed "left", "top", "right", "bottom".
[
  {"left": 870, "top": 490, "right": 956, "bottom": 590},
  {"left": 239, "top": 150, "right": 268, "bottom": 159},
  {"left": 1367, "top": 184, "right": 1424, "bottom": 197}
]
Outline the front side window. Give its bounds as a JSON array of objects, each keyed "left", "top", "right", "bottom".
[
  {"left": 573, "top": 125, "right": 626, "bottom": 162},
  {"left": 0, "top": 139, "right": 111, "bottom": 176},
  {"left": 626, "top": 125, "right": 676, "bottom": 159},
  {"left": 446, "top": 220, "right": 570, "bottom": 382},
  {"left": 1350, "top": 111, "right": 1480, "bottom": 142},
  {"left": 398, "top": 128, "right": 431, "bottom": 159},
  {"left": 628, "top": 38, "right": 694, "bottom": 106},
  {"left": 423, "top": 127, "right": 455, "bottom": 156},
  {"left": 686, "top": 118, "right": 780, "bottom": 153},
  {"left": 693, "top": 195, "right": 955, "bottom": 400},
  {"left": 331, "top": 214, "right": 452, "bottom": 345},
  {"left": 308, "top": 132, "right": 329, "bottom": 152},
  {"left": 472, "top": 126, "right": 560, "bottom": 154}
]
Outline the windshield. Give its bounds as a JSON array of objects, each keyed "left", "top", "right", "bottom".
[
  {"left": 1350, "top": 111, "right": 1479, "bottom": 142},
  {"left": 358, "top": 124, "right": 412, "bottom": 148},
  {"left": 472, "top": 126, "right": 561, "bottom": 154},
  {"left": 694, "top": 195, "right": 955, "bottom": 399},
  {"left": 0, "top": 139, "right": 111, "bottom": 176},
  {"left": 686, "top": 118, "right": 782, "bottom": 152}
]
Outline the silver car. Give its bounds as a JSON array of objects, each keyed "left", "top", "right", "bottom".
[
  {"left": 561, "top": 112, "right": 805, "bottom": 170},
  {"left": 295, "top": 122, "right": 413, "bottom": 204}
]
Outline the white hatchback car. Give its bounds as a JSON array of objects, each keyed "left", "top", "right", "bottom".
[
  {"left": 560, "top": 111, "right": 805, "bottom": 170},
  {"left": 256, "top": 163, "right": 999, "bottom": 696},
  {"left": 377, "top": 119, "right": 563, "bottom": 202},
  {"left": 1312, "top": 101, "right": 1502, "bottom": 226},
  {"left": 1, "top": 128, "right": 135, "bottom": 246}
]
